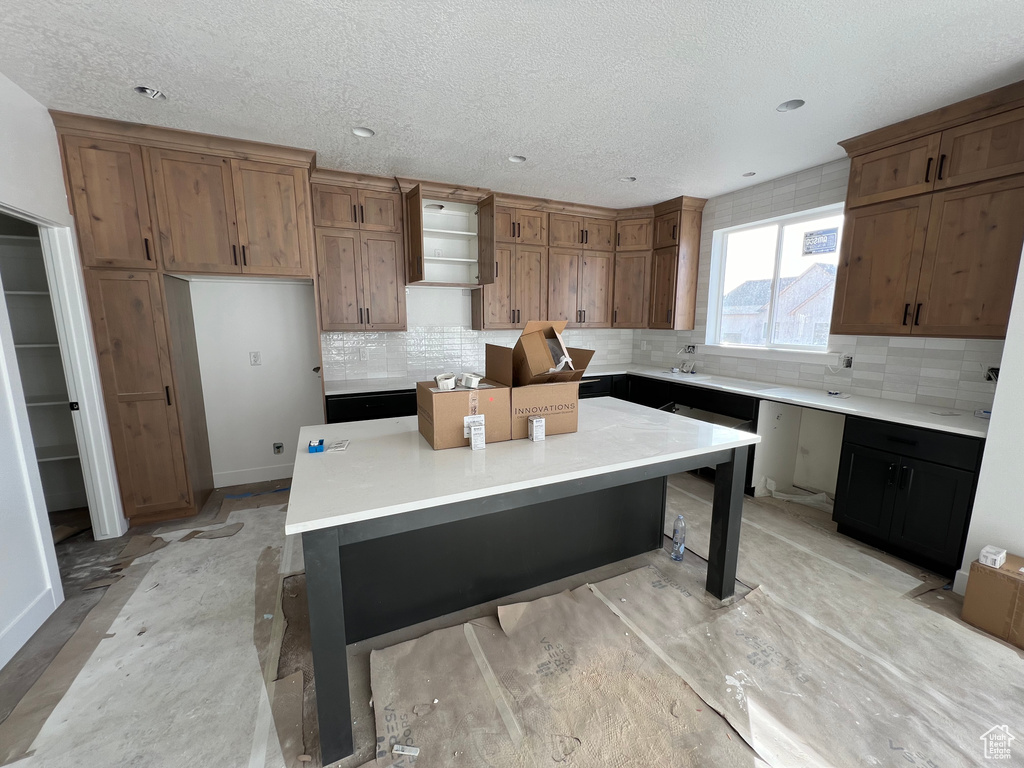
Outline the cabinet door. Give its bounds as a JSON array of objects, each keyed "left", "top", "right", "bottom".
[
  {"left": 612, "top": 251, "right": 651, "bottom": 328},
  {"left": 481, "top": 245, "right": 515, "bottom": 328},
  {"left": 495, "top": 206, "right": 516, "bottom": 243},
  {"left": 846, "top": 134, "right": 941, "bottom": 208},
  {"left": 362, "top": 231, "right": 407, "bottom": 330},
  {"left": 148, "top": 149, "right": 239, "bottom": 273},
  {"left": 889, "top": 458, "right": 974, "bottom": 567},
  {"left": 653, "top": 211, "right": 680, "bottom": 249},
  {"left": 616, "top": 218, "right": 653, "bottom": 251},
  {"left": 649, "top": 247, "right": 678, "bottom": 329},
  {"left": 312, "top": 184, "right": 358, "bottom": 228},
  {"left": 549, "top": 214, "right": 583, "bottom": 248},
  {"left": 513, "top": 245, "right": 547, "bottom": 327},
  {"left": 316, "top": 228, "right": 365, "bottom": 331},
  {"left": 578, "top": 252, "right": 614, "bottom": 326},
  {"left": 935, "top": 107, "right": 1024, "bottom": 189},
  {"left": 517, "top": 210, "right": 548, "bottom": 245},
  {"left": 477, "top": 195, "right": 497, "bottom": 285},
  {"left": 583, "top": 218, "right": 615, "bottom": 251},
  {"left": 358, "top": 189, "right": 402, "bottom": 233},
  {"left": 830, "top": 197, "right": 931, "bottom": 335},
  {"left": 404, "top": 184, "right": 424, "bottom": 283},
  {"left": 64, "top": 136, "right": 156, "bottom": 270},
  {"left": 547, "top": 248, "right": 580, "bottom": 325},
  {"left": 84, "top": 270, "right": 190, "bottom": 518},
  {"left": 915, "top": 176, "right": 1024, "bottom": 337},
  {"left": 232, "top": 160, "right": 311, "bottom": 276},
  {"left": 832, "top": 443, "right": 899, "bottom": 540}
]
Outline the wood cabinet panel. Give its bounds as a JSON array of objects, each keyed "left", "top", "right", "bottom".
[
  {"left": 358, "top": 189, "right": 402, "bottom": 233},
  {"left": 404, "top": 184, "right": 424, "bottom": 283},
  {"left": 495, "top": 206, "right": 516, "bottom": 243},
  {"left": 312, "top": 184, "right": 358, "bottom": 228},
  {"left": 652, "top": 211, "right": 679, "bottom": 249},
  {"left": 481, "top": 245, "right": 515, "bottom": 327},
  {"left": 549, "top": 214, "right": 583, "bottom": 248},
  {"left": 148, "top": 149, "right": 239, "bottom": 273},
  {"left": 84, "top": 270, "right": 190, "bottom": 518},
  {"left": 232, "top": 160, "right": 311, "bottom": 276},
  {"left": 513, "top": 245, "right": 547, "bottom": 326},
  {"left": 846, "top": 134, "right": 941, "bottom": 208},
  {"left": 583, "top": 218, "right": 615, "bottom": 251},
  {"left": 915, "top": 176, "right": 1024, "bottom": 337},
  {"left": 830, "top": 197, "right": 931, "bottom": 335},
  {"left": 316, "top": 228, "right": 365, "bottom": 331},
  {"left": 649, "top": 247, "right": 678, "bottom": 329},
  {"left": 64, "top": 136, "right": 156, "bottom": 269},
  {"left": 616, "top": 218, "right": 653, "bottom": 251},
  {"left": 517, "top": 210, "right": 548, "bottom": 245},
  {"left": 935, "top": 107, "right": 1024, "bottom": 189},
  {"left": 612, "top": 251, "right": 651, "bottom": 328},
  {"left": 578, "top": 252, "right": 613, "bottom": 326},
  {"left": 547, "top": 248, "right": 580, "bottom": 325},
  {"left": 361, "top": 231, "right": 406, "bottom": 330}
]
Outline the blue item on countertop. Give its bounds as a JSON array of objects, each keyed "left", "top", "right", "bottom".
[{"left": 308, "top": 439, "right": 324, "bottom": 453}]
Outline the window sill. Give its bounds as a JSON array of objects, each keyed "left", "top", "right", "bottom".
[{"left": 702, "top": 344, "right": 841, "bottom": 366}]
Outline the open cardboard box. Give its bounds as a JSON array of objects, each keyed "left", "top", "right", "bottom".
[
  {"left": 417, "top": 381, "right": 512, "bottom": 449},
  {"left": 485, "top": 321, "right": 595, "bottom": 439}
]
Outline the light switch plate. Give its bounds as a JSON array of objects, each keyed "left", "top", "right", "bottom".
[{"left": 249, "top": 351, "right": 262, "bottom": 366}]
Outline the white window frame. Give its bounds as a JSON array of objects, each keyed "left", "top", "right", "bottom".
[{"left": 706, "top": 203, "right": 844, "bottom": 357}]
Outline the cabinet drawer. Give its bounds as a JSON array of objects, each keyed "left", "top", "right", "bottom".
[
  {"left": 326, "top": 391, "right": 417, "bottom": 423},
  {"left": 578, "top": 375, "right": 613, "bottom": 399},
  {"left": 672, "top": 384, "right": 759, "bottom": 423},
  {"left": 842, "top": 416, "right": 982, "bottom": 471}
]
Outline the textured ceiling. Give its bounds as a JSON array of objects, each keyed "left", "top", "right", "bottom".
[{"left": 2, "top": 1, "right": 1024, "bottom": 207}]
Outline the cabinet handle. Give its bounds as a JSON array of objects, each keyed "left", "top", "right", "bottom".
[
  {"left": 614, "top": 309, "right": 618, "bottom": 323},
  {"left": 516, "top": 222, "right": 521, "bottom": 238},
  {"left": 143, "top": 237, "right": 152, "bottom": 261},
  {"left": 517, "top": 309, "right": 521, "bottom": 324},
  {"left": 924, "top": 156, "right": 933, "bottom": 183},
  {"left": 352, "top": 204, "right": 357, "bottom": 222},
  {"left": 579, "top": 229, "right": 584, "bottom": 244},
  {"left": 617, "top": 232, "right": 621, "bottom": 247},
  {"left": 666, "top": 309, "right": 671, "bottom": 323},
  {"left": 582, "top": 309, "right": 586, "bottom": 323},
  {"left": 367, "top": 308, "right": 371, "bottom": 325},
  {"left": 902, "top": 303, "right": 911, "bottom": 326},
  {"left": 898, "top": 465, "right": 914, "bottom": 491},
  {"left": 936, "top": 154, "right": 946, "bottom": 180},
  {"left": 241, "top": 245, "right": 247, "bottom": 267},
  {"left": 360, "top": 204, "right": 365, "bottom": 223},
  {"left": 359, "top": 307, "right": 363, "bottom": 324},
  {"left": 232, "top": 245, "right": 238, "bottom": 265},
  {"left": 887, "top": 462, "right": 898, "bottom": 487},
  {"left": 671, "top": 224, "right": 677, "bottom": 241},
  {"left": 914, "top": 303, "right": 922, "bottom": 326},
  {"left": 584, "top": 229, "right": 589, "bottom": 244},
  {"left": 886, "top": 435, "right": 918, "bottom": 447},
  {"left": 165, "top": 385, "right": 172, "bottom": 406}
]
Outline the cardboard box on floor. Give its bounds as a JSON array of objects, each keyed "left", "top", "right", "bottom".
[
  {"left": 417, "top": 381, "right": 512, "bottom": 449},
  {"left": 961, "top": 552, "right": 1024, "bottom": 650},
  {"left": 485, "top": 321, "right": 595, "bottom": 439}
]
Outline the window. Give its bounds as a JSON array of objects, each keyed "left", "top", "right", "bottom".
[{"left": 708, "top": 206, "right": 844, "bottom": 350}]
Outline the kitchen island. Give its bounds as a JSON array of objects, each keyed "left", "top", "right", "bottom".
[{"left": 286, "top": 397, "right": 760, "bottom": 762}]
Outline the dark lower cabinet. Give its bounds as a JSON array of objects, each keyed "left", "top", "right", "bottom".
[
  {"left": 326, "top": 390, "right": 417, "bottom": 423},
  {"left": 834, "top": 416, "right": 983, "bottom": 576}
]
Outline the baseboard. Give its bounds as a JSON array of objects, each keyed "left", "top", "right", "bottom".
[
  {"left": 213, "top": 464, "right": 294, "bottom": 488},
  {"left": 0, "top": 587, "right": 60, "bottom": 670}
]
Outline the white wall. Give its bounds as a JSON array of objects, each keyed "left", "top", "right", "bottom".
[
  {"left": 793, "top": 409, "right": 845, "bottom": 495},
  {"left": 191, "top": 279, "right": 324, "bottom": 487},
  {"left": 955, "top": 252, "right": 1024, "bottom": 594},
  {"left": 0, "top": 72, "right": 69, "bottom": 668}
]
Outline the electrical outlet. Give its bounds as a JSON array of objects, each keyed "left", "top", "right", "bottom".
[
  {"left": 273, "top": 442, "right": 284, "bottom": 455},
  {"left": 641, "top": 340, "right": 649, "bottom": 351},
  {"left": 434, "top": 248, "right": 443, "bottom": 258},
  {"left": 841, "top": 354, "right": 853, "bottom": 369},
  {"left": 684, "top": 345, "right": 696, "bottom": 354},
  {"left": 359, "top": 347, "right": 369, "bottom": 361},
  {"left": 249, "top": 351, "right": 262, "bottom": 366}
]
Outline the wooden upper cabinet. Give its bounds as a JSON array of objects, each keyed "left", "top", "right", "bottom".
[
  {"left": 616, "top": 218, "right": 653, "bottom": 251},
  {"left": 495, "top": 207, "right": 516, "bottom": 243},
  {"left": 232, "top": 160, "right": 311, "bottom": 276},
  {"left": 63, "top": 136, "right": 156, "bottom": 270},
  {"left": 578, "top": 252, "right": 614, "bottom": 326},
  {"left": 613, "top": 251, "right": 651, "bottom": 328},
  {"left": 496, "top": 207, "right": 548, "bottom": 245},
  {"left": 914, "top": 176, "right": 1024, "bottom": 338},
  {"left": 513, "top": 245, "right": 547, "bottom": 327},
  {"left": 358, "top": 189, "right": 402, "bottom": 232},
  {"left": 934, "top": 107, "right": 1024, "bottom": 189},
  {"left": 477, "top": 195, "right": 496, "bottom": 285},
  {"left": 549, "top": 214, "right": 583, "bottom": 248},
  {"left": 830, "top": 197, "right": 931, "bottom": 336},
  {"left": 84, "top": 270, "right": 190, "bottom": 518},
  {"left": 547, "top": 248, "right": 581, "bottom": 325},
  {"left": 583, "top": 218, "right": 615, "bottom": 251},
  {"left": 649, "top": 247, "right": 678, "bottom": 329},
  {"left": 846, "top": 134, "right": 941, "bottom": 208},
  {"left": 361, "top": 231, "right": 407, "bottom": 330},
  {"left": 312, "top": 184, "right": 358, "bottom": 228},
  {"left": 316, "top": 228, "right": 364, "bottom": 331},
  {"left": 148, "top": 148, "right": 239, "bottom": 273},
  {"left": 480, "top": 245, "right": 515, "bottom": 328},
  {"left": 653, "top": 211, "right": 680, "bottom": 249}
]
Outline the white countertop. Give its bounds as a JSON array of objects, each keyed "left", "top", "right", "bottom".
[
  {"left": 285, "top": 398, "right": 760, "bottom": 535},
  {"left": 324, "top": 363, "right": 989, "bottom": 439}
]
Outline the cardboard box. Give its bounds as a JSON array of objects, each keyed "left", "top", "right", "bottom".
[
  {"left": 416, "top": 381, "right": 511, "bottom": 450},
  {"left": 961, "top": 552, "right": 1024, "bottom": 650},
  {"left": 484, "top": 321, "right": 594, "bottom": 439}
]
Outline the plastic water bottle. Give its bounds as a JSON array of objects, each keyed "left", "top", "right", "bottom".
[{"left": 670, "top": 514, "right": 686, "bottom": 561}]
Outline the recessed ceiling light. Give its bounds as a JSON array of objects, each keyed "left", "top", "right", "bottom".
[
  {"left": 508, "top": 155, "right": 527, "bottom": 163},
  {"left": 352, "top": 127, "right": 375, "bottom": 138},
  {"left": 743, "top": 172, "right": 757, "bottom": 177},
  {"left": 776, "top": 99, "right": 805, "bottom": 112},
  {"left": 133, "top": 86, "right": 167, "bottom": 101},
  {"left": 619, "top": 176, "right": 637, "bottom": 182}
]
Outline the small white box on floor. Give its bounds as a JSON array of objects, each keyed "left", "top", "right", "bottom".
[
  {"left": 980, "top": 545, "right": 1008, "bottom": 568},
  {"left": 528, "top": 415, "right": 545, "bottom": 441}
]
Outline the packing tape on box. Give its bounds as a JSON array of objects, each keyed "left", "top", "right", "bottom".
[
  {"left": 460, "top": 372, "right": 483, "bottom": 389},
  {"left": 434, "top": 373, "right": 457, "bottom": 391}
]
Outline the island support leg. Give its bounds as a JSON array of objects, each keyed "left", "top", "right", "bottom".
[
  {"left": 706, "top": 446, "right": 749, "bottom": 600},
  {"left": 302, "top": 528, "right": 353, "bottom": 763}
]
